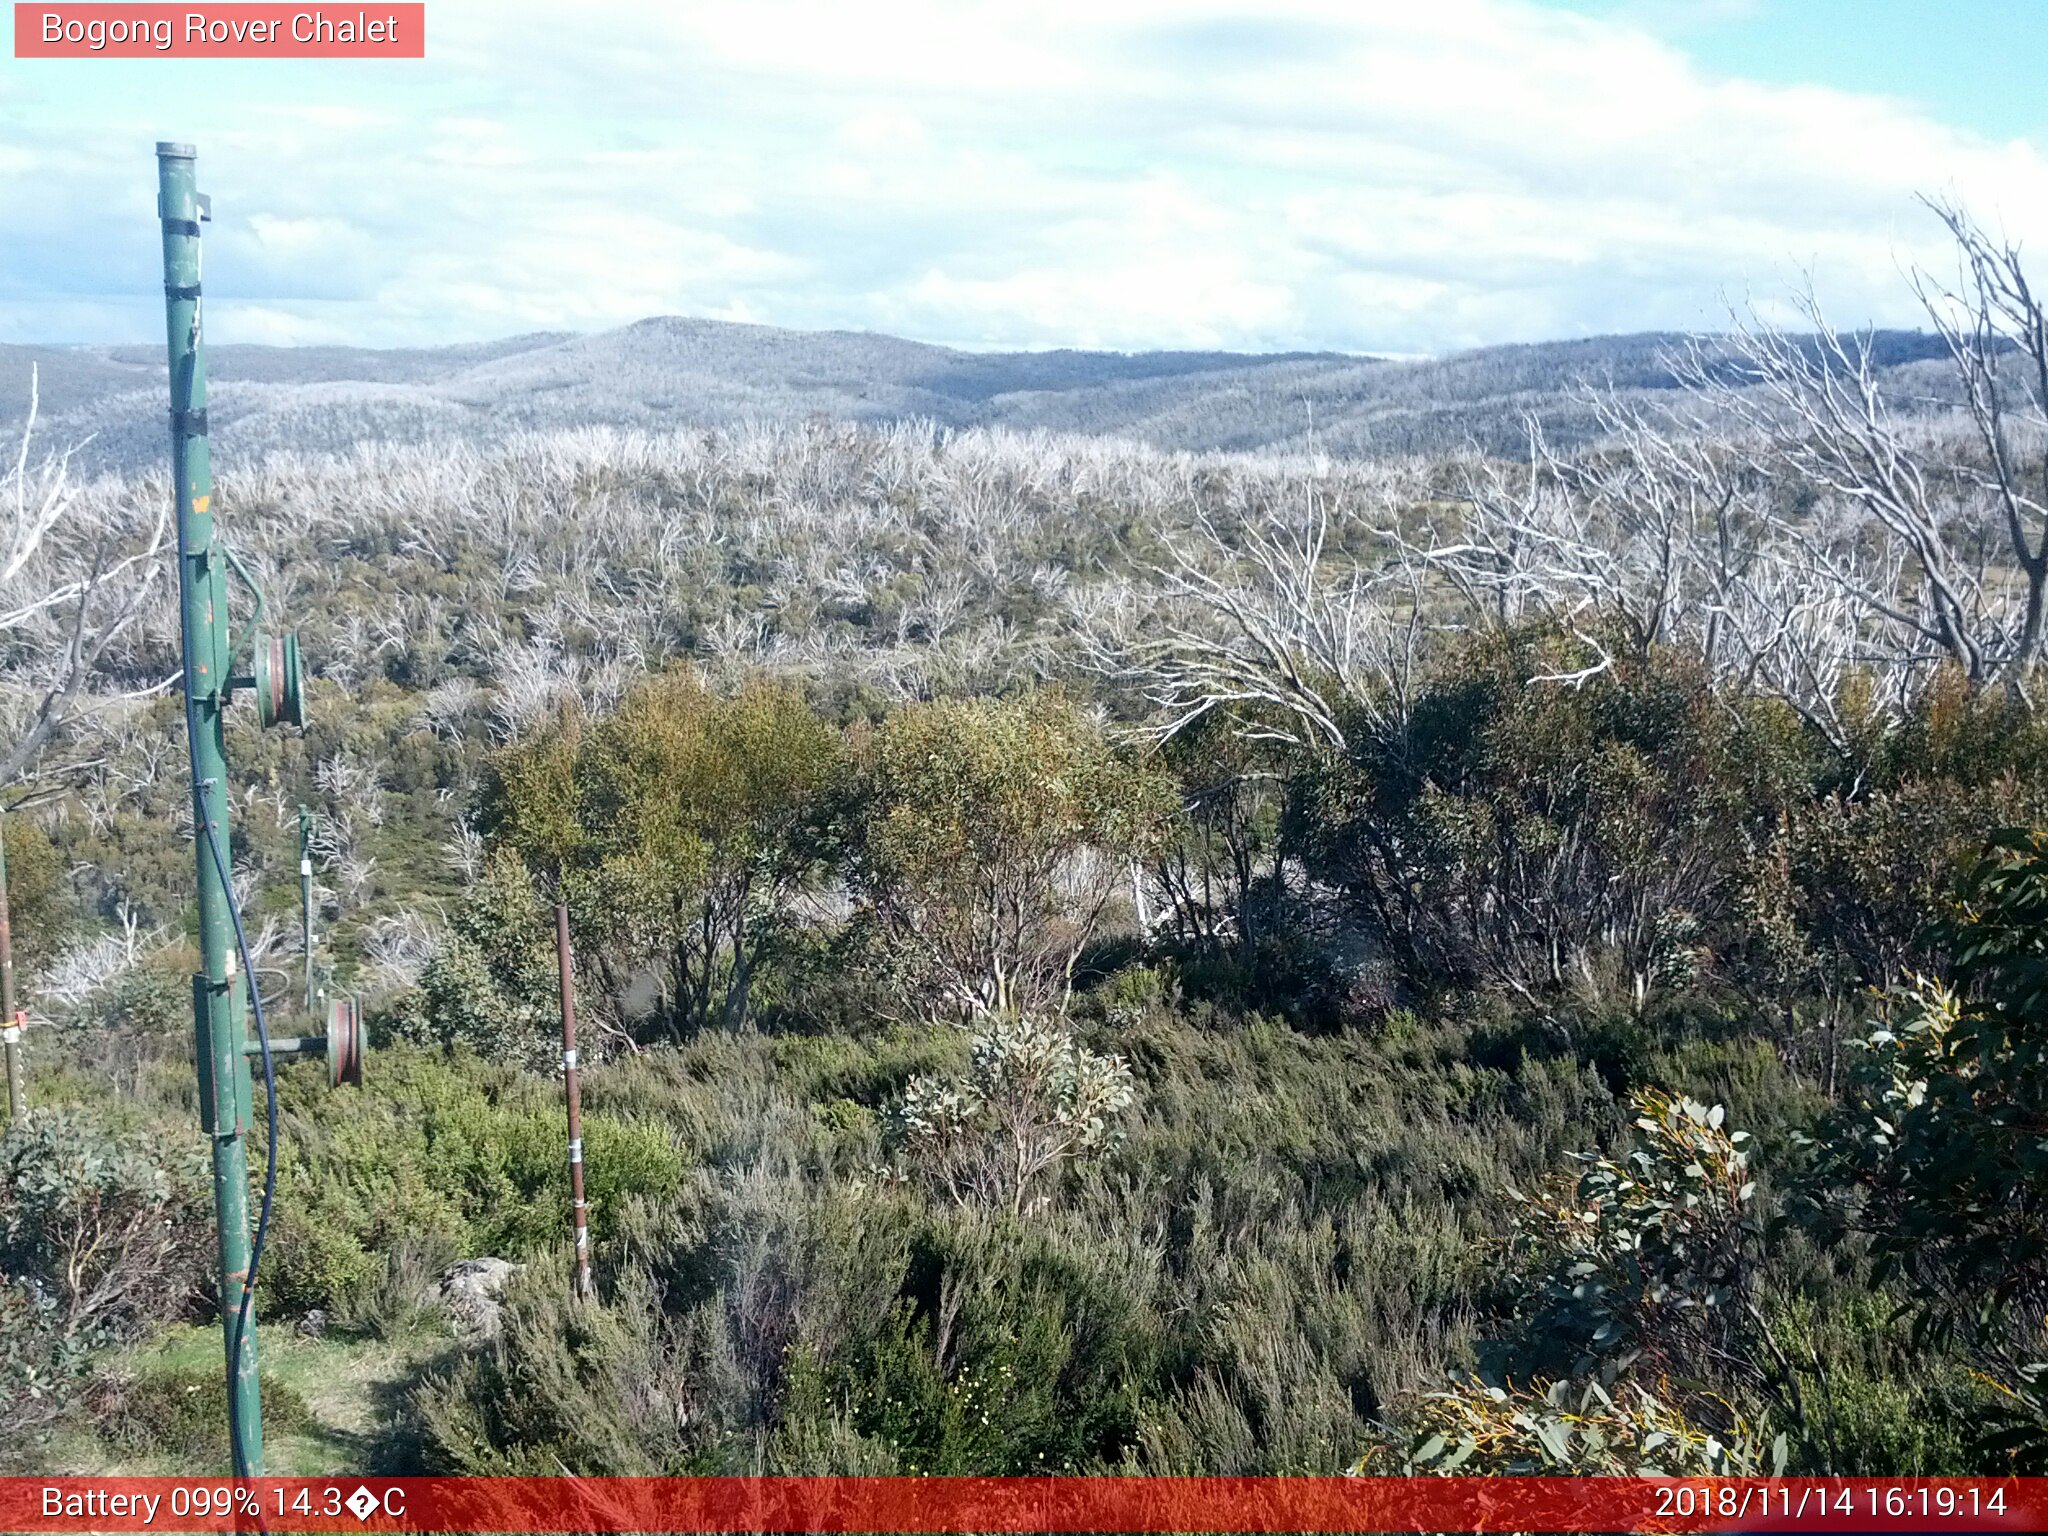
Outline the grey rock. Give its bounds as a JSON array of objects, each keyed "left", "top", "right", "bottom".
[{"left": 437, "top": 1257, "right": 524, "bottom": 1339}]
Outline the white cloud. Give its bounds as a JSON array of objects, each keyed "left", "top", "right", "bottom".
[
  {"left": 4, "top": 0, "right": 2047, "bottom": 351},
  {"left": 247, "top": 214, "right": 354, "bottom": 259},
  {"left": 836, "top": 107, "right": 931, "bottom": 156}
]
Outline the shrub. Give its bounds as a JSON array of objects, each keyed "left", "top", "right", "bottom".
[
  {"left": 419, "top": 1172, "right": 1165, "bottom": 1476},
  {"left": 1501, "top": 1089, "right": 1767, "bottom": 1394},
  {"left": 1377, "top": 1373, "right": 1785, "bottom": 1474},
  {"left": 72, "top": 965, "right": 189, "bottom": 1038},
  {"left": 390, "top": 849, "right": 560, "bottom": 1070},
  {"left": 1780, "top": 774, "right": 2048, "bottom": 997},
  {"left": 0, "top": 1107, "right": 207, "bottom": 1453},
  {"left": 893, "top": 1012, "right": 1134, "bottom": 1216},
  {"left": 261, "top": 1046, "right": 685, "bottom": 1317},
  {"left": 847, "top": 691, "right": 1171, "bottom": 1020},
  {"left": 1304, "top": 629, "right": 1805, "bottom": 1001},
  {"left": 1371, "top": 1087, "right": 1792, "bottom": 1473},
  {"left": 92, "top": 1366, "right": 313, "bottom": 1463},
  {"left": 416, "top": 1257, "right": 701, "bottom": 1474},
  {"left": 1130, "top": 1190, "right": 1477, "bottom": 1475},
  {"left": 791, "top": 1212, "right": 1160, "bottom": 1473},
  {"left": 42, "top": 960, "right": 194, "bottom": 1102},
  {"left": 1764, "top": 1291, "right": 1989, "bottom": 1474},
  {"left": 0, "top": 1277, "right": 90, "bottom": 1449},
  {"left": 0, "top": 1107, "right": 207, "bottom": 1347},
  {"left": 338, "top": 1233, "right": 464, "bottom": 1339},
  {"left": 0, "top": 814, "right": 76, "bottom": 981},
  {"left": 417, "top": 1175, "right": 924, "bottom": 1473},
  {"left": 1798, "top": 829, "right": 2048, "bottom": 1461}
]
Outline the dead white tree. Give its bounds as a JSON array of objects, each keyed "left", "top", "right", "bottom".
[
  {"left": 0, "top": 368, "right": 170, "bottom": 785},
  {"left": 1547, "top": 394, "right": 1776, "bottom": 677},
  {"left": 1083, "top": 474, "right": 1426, "bottom": 753},
  {"left": 1408, "top": 426, "right": 1622, "bottom": 685},
  {"left": 1910, "top": 194, "right": 2048, "bottom": 668},
  {"left": 1671, "top": 207, "right": 2048, "bottom": 698},
  {"left": 1712, "top": 534, "right": 1900, "bottom": 756},
  {"left": 1364, "top": 381, "right": 1923, "bottom": 751},
  {"left": 1388, "top": 398, "right": 1747, "bottom": 688}
]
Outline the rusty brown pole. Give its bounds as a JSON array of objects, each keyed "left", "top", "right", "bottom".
[
  {"left": 554, "top": 900, "right": 593, "bottom": 1299},
  {"left": 1, "top": 804, "right": 24, "bottom": 1121}
]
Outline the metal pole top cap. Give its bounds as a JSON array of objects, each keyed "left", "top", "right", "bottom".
[{"left": 156, "top": 141, "right": 197, "bottom": 159}]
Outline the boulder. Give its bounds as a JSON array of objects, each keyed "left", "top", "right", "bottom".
[{"left": 437, "top": 1256, "right": 524, "bottom": 1338}]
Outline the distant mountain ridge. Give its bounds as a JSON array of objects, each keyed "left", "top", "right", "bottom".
[{"left": 0, "top": 317, "right": 1956, "bottom": 473}]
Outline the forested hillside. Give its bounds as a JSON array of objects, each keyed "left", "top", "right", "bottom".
[
  {"left": 6, "top": 207, "right": 2048, "bottom": 1477},
  {"left": 0, "top": 321, "right": 1955, "bottom": 474}
]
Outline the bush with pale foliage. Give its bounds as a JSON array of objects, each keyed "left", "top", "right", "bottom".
[
  {"left": 893, "top": 1011, "right": 1134, "bottom": 1216},
  {"left": 1372, "top": 1373, "right": 1784, "bottom": 1474}
]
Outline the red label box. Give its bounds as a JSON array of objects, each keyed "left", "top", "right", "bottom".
[
  {"left": 14, "top": 3, "right": 425, "bottom": 57},
  {"left": 0, "top": 1476, "right": 2042, "bottom": 1534}
]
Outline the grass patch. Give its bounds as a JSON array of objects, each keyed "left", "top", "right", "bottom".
[{"left": 73, "top": 1324, "right": 457, "bottom": 1475}]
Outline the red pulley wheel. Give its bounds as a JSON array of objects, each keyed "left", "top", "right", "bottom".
[{"left": 326, "top": 997, "right": 364, "bottom": 1087}]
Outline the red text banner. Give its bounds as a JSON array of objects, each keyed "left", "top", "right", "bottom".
[
  {"left": 14, "top": 4, "right": 425, "bottom": 57},
  {"left": 0, "top": 1476, "right": 2041, "bottom": 1533}
]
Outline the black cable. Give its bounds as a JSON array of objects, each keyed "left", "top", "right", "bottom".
[
  {"left": 169, "top": 519, "right": 287, "bottom": 1513},
  {"left": 184, "top": 695, "right": 279, "bottom": 1491},
  {"left": 199, "top": 808, "right": 277, "bottom": 1485}
]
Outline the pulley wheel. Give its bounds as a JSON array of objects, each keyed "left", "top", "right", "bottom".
[
  {"left": 326, "top": 996, "right": 364, "bottom": 1088},
  {"left": 253, "top": 629, "right": 307, "bottom": 729}
]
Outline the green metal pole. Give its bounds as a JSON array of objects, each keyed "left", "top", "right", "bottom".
[
  {"left": 299, "top": 806, "right": 314, "bottom": 1013},
  {"left": 0, "top": 803, "right": 24, "bottom": 1121},
  {"left": 159, "top": 140, "right": 263, "bottom": 1477}
]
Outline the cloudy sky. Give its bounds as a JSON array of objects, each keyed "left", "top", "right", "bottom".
[{"left": 5, "top": 0, "right": 2047, "bottom": 354}]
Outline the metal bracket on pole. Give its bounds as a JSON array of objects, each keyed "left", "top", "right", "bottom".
[
  {"left": 242, "top": 999, "right": 363, "bottom": 1088},
  {"left": 192, "top": 975, "right": 252, "bottom": 1136},
  {"left": 221, "top": 545, "right": 268, "bottom": 669}
]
